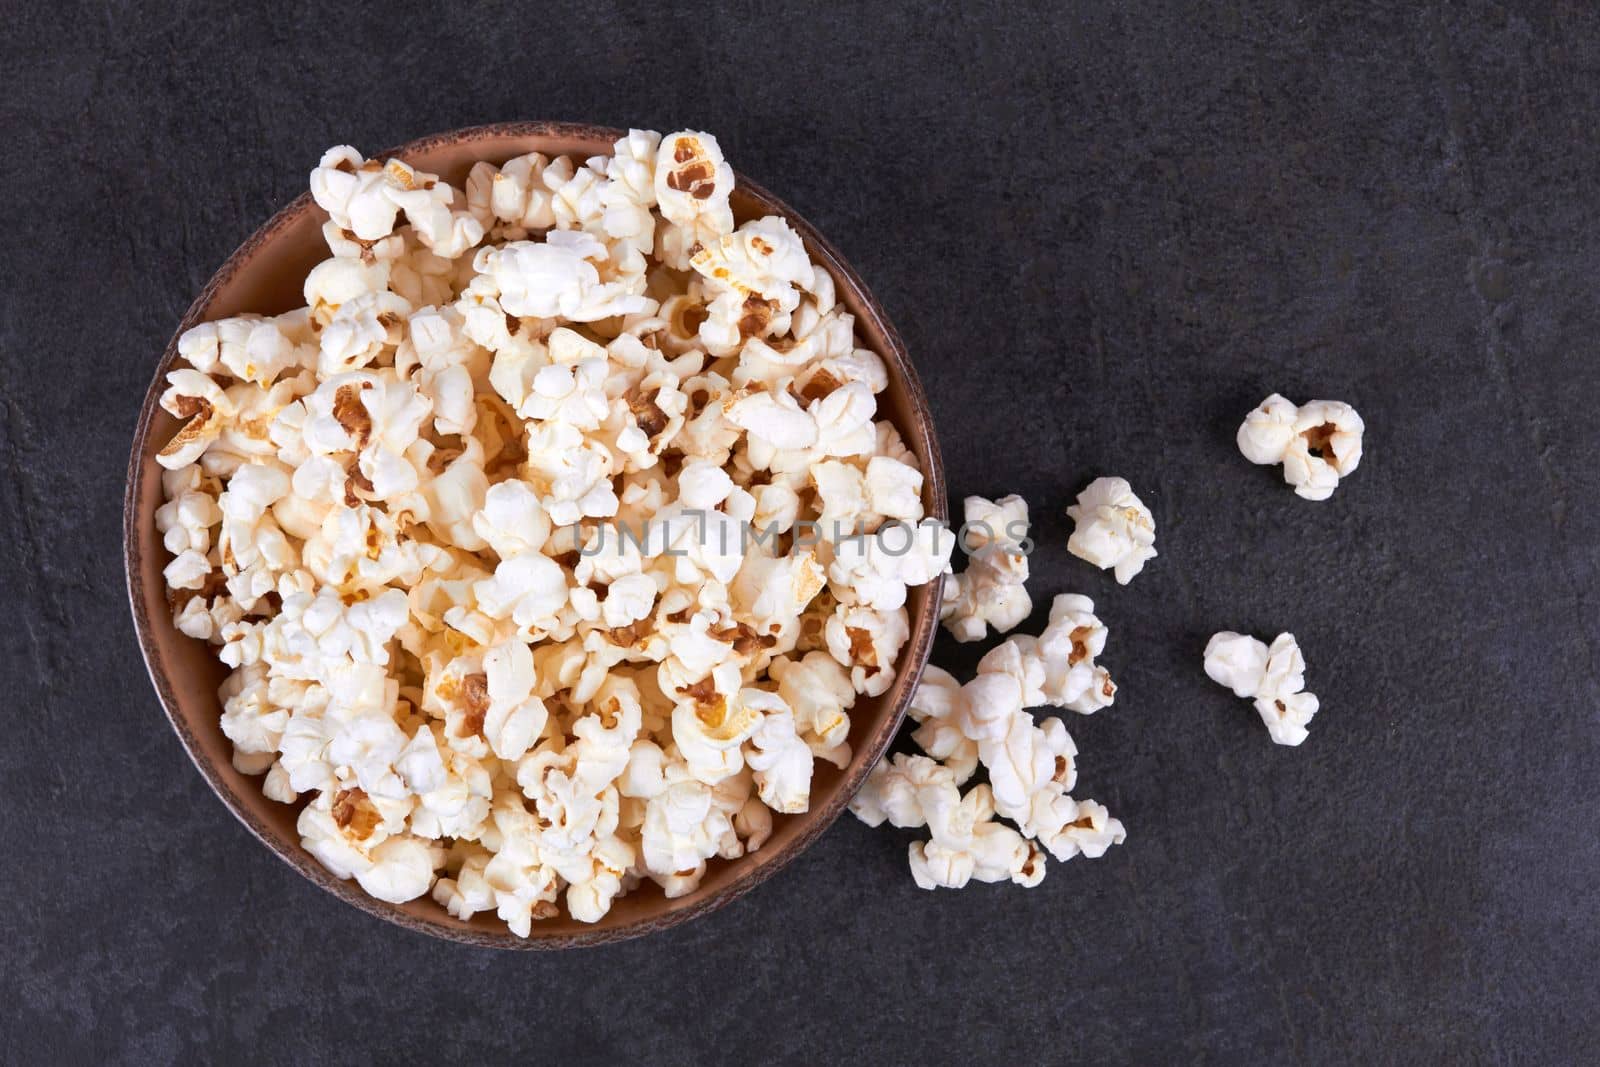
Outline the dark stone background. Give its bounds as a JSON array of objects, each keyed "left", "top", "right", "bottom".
[{"left": 4, "top": 2, "right": 1597, "bottom": 1063}]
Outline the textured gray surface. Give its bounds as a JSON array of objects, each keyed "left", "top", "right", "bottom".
[{"left": 4, "top": 2, "right": 1598, "bottom": 1063}]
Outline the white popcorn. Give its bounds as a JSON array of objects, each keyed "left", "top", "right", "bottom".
[
  {"left": 262, "top": 761, "right": 296, "bottom": 804},
  {"left": 317, "top": 291, "right": 411, "bottom": 376},
  {"left": 564, "top": 834, "right": 635, "bottom": 923},
  {"left": 478, "top": 796, "right": 561, "bottom": 934},
  {"left": 1284, "top": 401, "right": 1365, "bottom": 500},
  {"left": 976, "top": 637, "right": 1047, "bottom": 708},
  {"left": 849, "top": 753, "right": 957, "bottom": 829},
  {"left": 303, "top": 257, "right": 390, "bottom": 332},
  {"left": 299, "top": 371, "right": 432, "bottom": 500},
  {"left": 1033, "top": 594, "right": 1117, "bottom": 714},
  {"left": 854, "top": 591, "right": 1124, "bottom": 888},
  {"left": 543, "top": 155, "right": 610, "bottom": 234},
  {"left": 174, "top": 596, "right": 219, "bottom": 640},
  {"left": 219, "top": 666, "right": 285, "bottom": 756},
  {"left": 828, "top": 520, "right": 955, "bottom": 612},
  {"left": 598, "top": 129, "right": 660, "bottom": 253},
  {"left": 466, "top": 152, "right": 558, "bottom": 234},
  {"left": 1019, "top": 794, "right": 1126, "bottom": 862},
  {"left": 596, "top": 572, "right": 655, "bottom": 630},
  {"left": 157, "top": 130, "right": 947, "bottom": 933},
  {"left": 641, "top": 779, "right": 732, "bottom": 889},
  {"left": 472, "top": 231, "right": 650, "bottom": 323},
  {"left": 1204, "top": 630, "right": 1321, "bottom": 745},
  {"left": 163, "top": 549, "right": 213, "bottom": 591},
  {"left": 904, "top": 666, "right": 980, "bottom": 785},
  {"left": 178, "top": 314, "right": 306, "bottom": 387},
  {"left": 941, "top": 493, "right": 1032, "bottom": 641},
  {"left": 727, "top": 389, "right": 818, "bottom": 452},
  {"left": 474, "top": 554, "right": 570, "bottom": 633},
  {"left": 1202, "top": 631, "right": 1270, "bottom": 698},
  {"left": 771, "top": 650, "right": 856, "bottom": 752},
  {"left": 1253, "top": 689, "right": 1319, "bottom": 747},
  {"left": 310, "top": 148, "right": 483, "bottom": 258},
  {"left": 274, "top": 583, "right": 410, "bottom": 667},
  {"left": 1237, "top": 394, "right": 1365, "bottom": 501},
  {"left": 825, "top": 605, "right": 910, "bottom": 698},
  {"left": 909, "top": 783, "right": 1042, "bottom": 890},
  {"left": 1236, "top": 392, "right": 1300, "bottom": 465},
  {"left": 1065, "top": 476, "right": 1156, "bottom": 585},
  {"left": 310, "top": 147, "right": 400, "bottom": 241},
  {"left": 1259, "top": 632, "right": 1308, "bottom": 700},
  {"left": 156, "top": 370, "right": 237, "bottom": 469},
  {"left": 297, "top": 786, "right": 400, "bottom": 880},
  {"left": 395, "top": 725, "right": 448, "bottom": 795},
  {"left": 156, "top": 466, "right": 221, "bottom": 546},
  {"left": 321, "top": 220, "right": 404, "bottom": 266},
  {"left": 431, "top": 849, "right": 494, "bottom": 921},
  {"left": 864, "top": 456, "right": 925, "bottom": 522},
  {"left": 695, "top": 215, "right": 812, "bottom": 293},
  {"left": 411, "top": 750, "right": 494, "bottom": 840},
  {"left": 671, "top": 674, "right": 762, "bottom": 784},
  {"left": 677, "top": 459, "right": 735, "bottom": 510},
  {"left": 481, "top": 640, "right": 550, "bottom": 761},
  {"left": 743, "top": 694, "right": 814, "bottom": 814},
  {"left": 356, "top": 836, "right": 442, "bottom": 903},
  {"left": 327, "top": 711, "right": 410, "bottom": 799},
  {"left": 954, "top": 671, "right": 1025, "bottom": 743},
  {"left": 471, "top": 480, "right": 551, "bottom": 560},
  {"left": 520, "top": 357, "right": 609, "bottom": 428},
  {"left": 654, "top": 130, "right": 735, "bottom": 269},
  {"left": 808, "top": 381, "right": 878, "bottom": 458},
  {"left": 980, "top": 712, "right": 1077, "bottom": 820}
]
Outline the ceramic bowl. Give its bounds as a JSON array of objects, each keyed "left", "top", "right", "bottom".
[{"left": 124, "top": 121, "right": 945, "bottom": 948}]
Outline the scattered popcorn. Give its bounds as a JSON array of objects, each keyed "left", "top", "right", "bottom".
[
  {"left": 1032, "top": 594, "right": 1117, "bottom": 713},
  {"left": 908, "top": 783, "right": 1042, "bottom": 890},
  {"left": 1200, "top": 631, "right": 1269, "bottom": 698},
  {"left": 156, "top": 131, "right": 950, "bottom": 933},
  {"left": 1065, "top": 477, "right": 1156, "bottom": 585},
  {"left": 853, "top": 592, "right": 1125, "bottom": 888},
  {"left": 1203, "top": 630, "right": 1321, "bottom": 745},
  {"left": 1236, "top": 394, "right": 1365, "bottom": 501},
  {"left": 1258, "top": 632, "right": 1308, "bottom": 702},
  {"left": 941, "top": 494, "right": 1032, "bottom": 642}
]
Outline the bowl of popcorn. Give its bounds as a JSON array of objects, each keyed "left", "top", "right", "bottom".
[{"left": 124, "top": 122, "right": 951, "bottom": 947}]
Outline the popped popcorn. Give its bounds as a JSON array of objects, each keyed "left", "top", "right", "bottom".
[
  {"left": 1065, "top": 476, "right": 1157, "bottom": 585},
  {"left": 941, "top": 494, "right": 1032, "bottom": 642},
  {"left": 155, "top": 130, "right": 947, "bottom": 933},
  {"left": 852, "top": 587, "right": 1125, "bottom": 889},
  {"left": 1203, "top": 630, "right": 1321, "bottom": 745},
  {"left": 1236, "top": 394, "right": 1365, "bottom": 501},
  {"left": 1033, "top": 594, "right": 1117, "bottom": 713}
]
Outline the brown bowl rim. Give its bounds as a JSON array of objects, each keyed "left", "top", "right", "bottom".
[{"left": 123, "top": 120, "right": 946, "bottom": 949}]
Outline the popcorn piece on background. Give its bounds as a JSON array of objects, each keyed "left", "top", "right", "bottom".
[
  {"left": 1065, "top": 476, "right": 1156, "bottom": 585},
  {"left": 1253, "top": 690, "right": 1320, "bottom": 747},
  {"left": 1202, "top": 632, "right": 1270, "bottom": 698},
  {"left": 1236, "top": 393, "right": 1300, "bottom": 465},
  {"left": 1032, "top": 594, "right": 1117, "bottom": 714},
  {"left": 1237, "top": 393, "right": 1365, "bottom": 501},
  {"left": 1204, "top": 630, "right": 1321, "bottom": 745},
  {"left": 941, "top": 493, "right": 1032, "bottom": 642},
  {"left": 854, "top": 588, "right": 1125, "bottom": 889},
  {"left": 908, "top": 783, "right": 1043, "bottom": 891}
]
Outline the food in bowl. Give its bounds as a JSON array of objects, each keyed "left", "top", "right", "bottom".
[{"left": 151, "top": 129, "right": 953, "bottom": 934}]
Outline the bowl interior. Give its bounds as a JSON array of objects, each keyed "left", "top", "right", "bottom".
[{"left": 126, "top": 122, "right": 945, "bottom": 948}]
